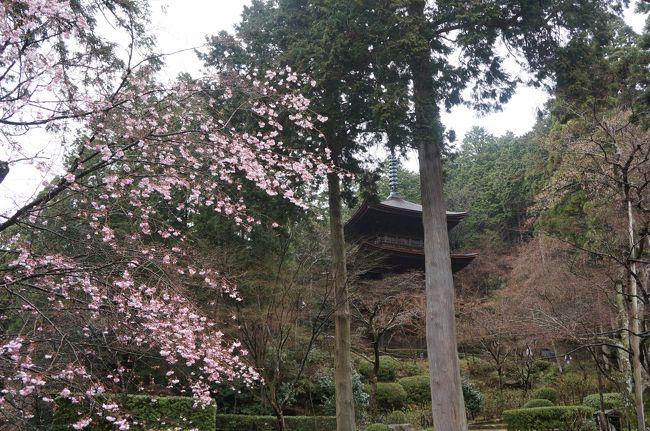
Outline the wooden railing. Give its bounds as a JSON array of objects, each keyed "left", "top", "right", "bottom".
[{"left": 372, "top": 235, "right": 424, "bottom": 251}]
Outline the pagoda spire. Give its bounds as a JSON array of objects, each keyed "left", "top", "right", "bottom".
[{"left": 387, "top": 152, "right": 403, "bottom": 199}]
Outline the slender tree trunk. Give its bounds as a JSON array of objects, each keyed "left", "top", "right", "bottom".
[
  {"left": 328, "top": 172, "right": 356, "bottom": 431},
  {"left": 597, "top": 366, "right": 609, "bottom": 431},
  {"left": 627, "top": 199, "right": 646, "bottom": 431},
  {"left": 371, "top": 333, "right": 381, "bottom": 420},
  {"left": 410, "top": 14, "right": 467, "bottom": 425},
  {"left": 551, "top": 340, "right": 563, "bottom": 374},
  {"left": 616, "top": 281, "right": 633, "bottom": 381}
]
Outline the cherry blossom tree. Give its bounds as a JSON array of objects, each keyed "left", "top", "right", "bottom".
[{"left": 0, "top": 1, "right": 331, "bottom": 429}]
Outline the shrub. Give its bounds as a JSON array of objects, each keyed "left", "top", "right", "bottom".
[
  {"left": 215, "top": 414, "right": 336, "bottom": 431},
  {"left": 533, "top": 387, "right": 558, "bottom": 404},
  {"left": 397, "top": 375, "right": 482, "bottom": 417},
  {"left": 556, "top": 372, "right": 598, "bottom": 405},
  {"left": 315, "top": 369, "right": 369, "bottom": 417},
  {"left": 396, "top": 360, "right": 422, "bottom": 378},
  {"left": 375, "top": 382, "right": 408, "bottom": 411},
  {"left": 463, "top": 382, "right": 483, "bottom": 418},
  {"left": 480, "top": 388, "right": 523, "bottom": 420},
  {"left": 386, "top": 410, "right": 408, "bottom": 424},
  {"left": 366, "top": 424, "right": 390, "bottom": 431},
  {"left": 465, "top": 356, "right": 494, "bottom": 377},
  {"left": 502, "top": 405, "right": 592, "bottom": 431},
  {"left": 531, "top": 359, "right": 551, "bottom": 374},
  {"left": 524, "top": 399, "right": 555, "bottom": 408},
  {"left": 358, "top": 356, "right": 400, "bottom": 382},
  {"left": 52, "top": 395, "right": 216, "bottom": 431},
  {"left": 404, "top": 407, "right": 433, "bottom": 430},
  {"left": 398, "top": 375, "right": 430, "bottom": 404},
  {"left": 582, "top": 393, "right": 626, "bottom": 411}
]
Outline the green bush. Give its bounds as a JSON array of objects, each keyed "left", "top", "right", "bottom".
[
  {"left": 314, "top": 369, "right": 369, "bottom": 418},
  {"left": 386, "top": 410, "right": 408, "bottom": 424},
  {"left": 357, "top": 356, "right": 400, "bottom": 382},
  {"left": 375, "top": 382, "right": 408, "bottom": 411},
  {"left": 533, "top": 387, "right": 558, "bottom": 404},
  {"left": 404, "top": 407, "right": 433, "bottom": 430},
  {"left": 366, "top": 424, "right": 390, "bottom": 431},
  {"left": 396, "top": 361, "right": 422, "bottom": 378},
  {"left": 398, "top": 375, "right": 430, "bottom": 404},
  {"left": 215, "top": 414, "right": 336, "bottom": 431},
  {"left": 524, "top": 399, "right": 555, "bottom": 408},
  {"left": 556, "top": 372, "right": 598, "bottom": 405},
  {"left": 582, "top": 393, "right": 626, "bottom": 411},
  {"left": 502, "top": 405, "right": 592, "bottom": 431},
  {"left": 480, "top": 388, "right": 524, "bottom": 420},
  {"left": 465, "top": 356, "right": 494, "bottom": 377},
  {"left": 52, "top": 395, "right": 216, "bottom": 431},
  {"left": 531, "top": 359, "right": 551, "bottom": 374},
  {"left": 397, "top": 375, "right": 482, "bottom": 417},
  {"left": 463, "top": 382, "right": 483, "bottom": 418}
]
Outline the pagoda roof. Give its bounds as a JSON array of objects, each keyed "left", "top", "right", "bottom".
[
  {"left": 345, "top": 195, "right": 467, "bottom": 235},
  {"left": 360, "top": 240, "right": 477, "bottom": 273}
]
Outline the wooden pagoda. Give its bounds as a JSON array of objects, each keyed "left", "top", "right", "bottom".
[{"left": 344, "top": 158, "right": 476, "bottom": 274}]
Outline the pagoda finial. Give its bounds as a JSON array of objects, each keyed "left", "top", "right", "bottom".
[{"left": 387, "top": 152, "right": 402, "bottom": 199}]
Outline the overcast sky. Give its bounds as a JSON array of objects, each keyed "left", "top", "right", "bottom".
[
  {"left": 0, "top": 2, "right": 646, "bottom": 211},
  {"left": 149, "top": 0, "right": 548, "bottom": 140},
  {"left": 147, "top": 1, "right": 645, "bottom": 169}
]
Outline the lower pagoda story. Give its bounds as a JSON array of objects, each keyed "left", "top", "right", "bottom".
[{"left": 344, "top": 194, "right": 476, "bottom": 275}]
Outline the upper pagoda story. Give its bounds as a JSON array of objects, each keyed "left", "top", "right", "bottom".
[
  {"left": 344, "top": 157, "right": 476, "bottom": 274},
  {"left": 344, "top": 194, "right": 476, "bottom": 273}
]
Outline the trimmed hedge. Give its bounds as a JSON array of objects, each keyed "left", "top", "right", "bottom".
[
  {"left": 533, "top": 387, "right": 558, "bottom": 404},
  {"left": 398, "top": 374, "right": 430, "bottom": 404},
  {"left": 502, "top": 406, "right": 593, "bottom": 431},
  {"left": 215, "top": 414, "right": 336, "bottom": 431},
  {"left": 375, "top": 382, "right": 408, "bottom": 411},
  {"left": 52, "top": 395, "right": 216, "bottom": 431},
  {"left": 357, "top": 356, "right": 400, "bottom": 382},
  {"left": 524, "top": 399, "right": 554, "bottom": 408},
  {"left": 582, "top": 393, "right": 626, "bottom": 411}
]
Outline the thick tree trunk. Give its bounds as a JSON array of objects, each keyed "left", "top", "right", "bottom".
[
  {"left": 328, "top": 172, "right": 356, "bottom": 431},
  {"left": 418, "top": 134, "right": 468, "bottom": 431},
  {"left": 411, "top": 25, "right": 468, "bottom": 427}
]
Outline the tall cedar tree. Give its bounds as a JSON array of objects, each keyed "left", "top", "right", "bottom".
[
  {"left": 204, "top": 1, "right": 627, "bottom": 429},
  {"left": 200, "top": 2, "right": 411, "bottom": 430},
  {"left": 382, "top": 0, "right": 626, "bottom": 429}
]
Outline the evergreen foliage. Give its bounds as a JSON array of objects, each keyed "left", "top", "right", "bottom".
[
  {"left": 524, "top": 399, "right": 555, "bottom": 408},
  {"left": 533, "top": 387, "right": 558, "bottom": 404},
  {"left": 462, "top": 383, "right": 483, "bottom": 418},
  {"left": 445, "top": 126, "right": 549, "bottom": 248},
  {"left": 582, "top": 393, "right": 627, "bottom": 411},
  {"left": 386, "top": 410, "right": 408, "bottom": 424},
  {"left": 215, "top": 414, "right": 336, "bottom": 431},
  {"left": 52, "top": 395, "right": 216, "bottom": 431},
  {"left": 502, "top": 406, "right": 593, "bottom": 431},
  {"left": 314, "top": 370, "right": 370, "bottom": 415},
  {"left": 374, "top": 383, "right": 408, "bottom": 412},
  {"left": 357, "top": 356, "right": 400, "bottom": 382},
  {"left": 398, "top": 375, "right": 430, "bottom": 404}
]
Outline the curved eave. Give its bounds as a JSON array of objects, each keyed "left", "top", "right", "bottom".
[
  {"left": 345, "top": 198, "right": 468, "bottom": 234},
  {"left": 361, "top": 241, "right": 477, "bottom": 273}
]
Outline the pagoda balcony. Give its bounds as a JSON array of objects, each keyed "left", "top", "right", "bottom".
[{"left": 371, "top": 235, "right": 424, "bottom": 253}]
